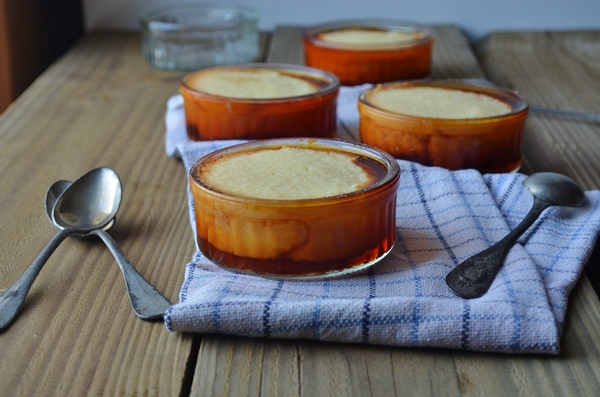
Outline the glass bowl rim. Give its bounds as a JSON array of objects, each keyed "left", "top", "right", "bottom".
[{"left": 140, "top": 2, "right": 258, "bottom": 32}]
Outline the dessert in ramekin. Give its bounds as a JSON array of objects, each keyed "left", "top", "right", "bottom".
[
  {"left": 180, "top": 63, "right": 339, "bottom": 140},
  {"left": 303, "top": 19, "right": 434, "bottom": 86},
  {"left": 358, "top": 80, "right": 529, "bottom": 173},
  {"left": 189, "top": 138, "right": 400, "bottom": 279}
]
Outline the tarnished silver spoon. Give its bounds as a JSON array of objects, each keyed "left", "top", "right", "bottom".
[
  {"left": 446, "top": 172, "right": 585, "bottom": 299},
  {"left": 45, "top": 180, "right": 114, "bottom": 237},
  {"left": 0, "top": 168, "right": 121, "bottom": 331},
  {"left": 47, "top": 171, "right": 171, "bottom": 321}
]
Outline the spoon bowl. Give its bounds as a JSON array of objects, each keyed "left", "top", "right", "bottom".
[
  {"left": 523, "top": 172, "right": 585, "bottom": 208},
  {"left": 52, "top": 168, "right": 121, "bottom": 231},
  {"left": 45, "top": 180, "right": 115, "bottom": 238},
  {"left": 446, "top": 172, "right": 585, "bottom": 299}
]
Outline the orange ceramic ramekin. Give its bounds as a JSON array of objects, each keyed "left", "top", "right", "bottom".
[
  {"left": 358, "top": 79, "right": 529, "bottom": 173},
  {"left": 189, "top": 138, "right": 400, "bottom": 279},
  {"left": 180, "top": 63, "right": 339, "bottom": 140},
  {"left": 303, "top": 19, "right": 434, "bottom": 86}
]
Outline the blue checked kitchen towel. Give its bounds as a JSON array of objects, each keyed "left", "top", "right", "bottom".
[{"left": 163, "top": 86, "right": 600, "bottom": 354}]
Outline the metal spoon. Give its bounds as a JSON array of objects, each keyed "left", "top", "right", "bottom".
[
  {"left": 46, "top": 178, "right": 171, "bottom": 320},
  {"left": 446, "top": 172, "right": 585, "bottom": 299},
  {"left": 45, "top": 180, "right": 115, "bottom": 237},
  {"left": 0, "top": 168, "right": 121, "bottom": 331}
]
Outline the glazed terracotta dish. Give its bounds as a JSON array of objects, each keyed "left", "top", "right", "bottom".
[
  {"left": 358, "top": 79, "right": 529, "bottom": 173},
  {"left": 180, "top": 63, "right": 339, "bottom": 140},
  {"left": 303, "top": 19, "right": 434, "bottom": 85},
  {"left": 189, "top": 138, "right": 400, "bottom": 279}
]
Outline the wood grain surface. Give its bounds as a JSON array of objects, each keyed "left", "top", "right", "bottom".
[
  {"left": 0, "top": 31, "right": 195, "bottom": 396},
  {"left": 476, "top": 30, "right": 600, "bottom": 187},
  {"left": 476, "top": 30, "right": 600, "bottom": 298},
  {"left": 0, "top": 26, "right": 599, "bottom": 397}
]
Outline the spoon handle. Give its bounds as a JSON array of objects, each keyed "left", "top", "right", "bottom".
[
  {"left": 446, "top": 197, "right": 550, "bottom": 299},
  {"left": 91, "top": 230, "right": 172, "bottom": 320},
  {"left": 0, "top": 228, "right": 75, "bottom": 331}
]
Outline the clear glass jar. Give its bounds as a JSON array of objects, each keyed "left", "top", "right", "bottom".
[{"left": 140, "top": 3, "right": 259, "bottom": 71}]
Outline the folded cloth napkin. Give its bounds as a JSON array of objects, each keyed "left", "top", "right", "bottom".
[{"left": 163, "top": 86, "right": 600, "bottom": 354}]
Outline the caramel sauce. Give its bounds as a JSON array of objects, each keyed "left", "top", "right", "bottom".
[
  {"left": 278, "top": 71, "right": 332, "bottom": 91},
  {"left": 352, "top": 151, "right": 389, "bottom": 189},
  {"left": 198, "top": 225, "right": 395, "bottom": 276}
]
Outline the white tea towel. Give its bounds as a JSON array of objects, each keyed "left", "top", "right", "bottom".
[{"left": 163, "top": 86, "right": 600, "bottom": 354}]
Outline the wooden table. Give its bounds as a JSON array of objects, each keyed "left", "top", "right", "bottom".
[{"left": 1, "top": 25, "right": 599, "bottom": 396}]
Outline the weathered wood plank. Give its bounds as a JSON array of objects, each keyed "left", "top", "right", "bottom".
[
  {"left": 476, "top": 31, "right": 600, "bottom": 187},
  {"left": 0, "top": 31, "right": 195, "bottom": 396}
]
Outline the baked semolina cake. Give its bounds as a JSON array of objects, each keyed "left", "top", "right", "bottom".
[
  {"left": 187, "top": 68, "right": 320, "bottom": 99},
  {"left": 199, "top": 146, "right": 382, "bottom": 200},
  {"left": 365, "top": 86, "right": 512, "bottom": 119}
]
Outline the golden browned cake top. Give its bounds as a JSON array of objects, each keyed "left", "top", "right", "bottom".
[
  {"left": 318, "top": 28, "right": 418, "bottom": 46},
  {"left": 200, "top": 146, "right": 371, "bottom": 200},
  {"left": 366, "top": 86, "right": 512, "bottom": 119},
  {"left": 187, "top": 68, "right": 320, "bottom": 99}
]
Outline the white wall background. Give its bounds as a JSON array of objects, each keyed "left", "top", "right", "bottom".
[{"left": 82, "top": 0, "right": 600, "bottom": 43}]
